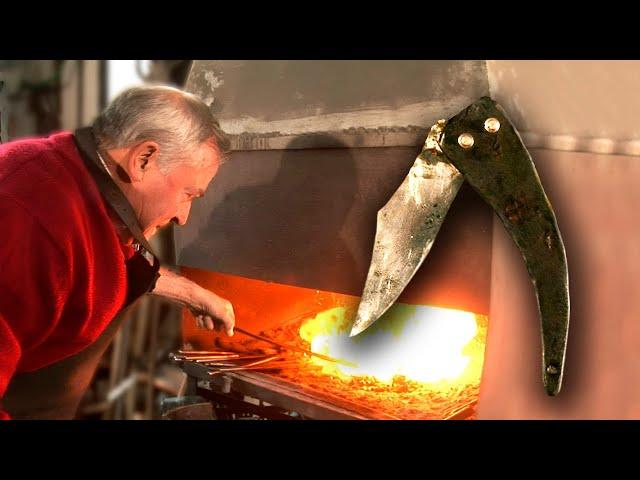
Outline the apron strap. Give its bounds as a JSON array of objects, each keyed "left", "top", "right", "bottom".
[{"left": 73, "top": 126, "right": 160, "bottom": 288}]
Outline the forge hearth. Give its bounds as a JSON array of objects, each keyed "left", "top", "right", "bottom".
[{"left": 178, "top": 269, "right": 489, "bottom": 420}]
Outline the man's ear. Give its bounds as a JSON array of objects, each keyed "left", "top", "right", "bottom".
[{"left": 127, "top": 140, "right": 160, "bottom": 182}]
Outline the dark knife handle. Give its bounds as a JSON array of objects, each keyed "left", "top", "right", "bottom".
[{"left": 440, "top": 96, "right": 570, "bottom": 396}]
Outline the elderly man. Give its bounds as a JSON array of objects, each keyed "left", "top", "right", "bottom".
[{"left": 0, "top": 85, "right": 235, "bottom": 419}]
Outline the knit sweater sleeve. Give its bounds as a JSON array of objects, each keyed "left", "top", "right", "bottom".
[{"left": 0, "top": 194, "right": 71, "bottom": 419}]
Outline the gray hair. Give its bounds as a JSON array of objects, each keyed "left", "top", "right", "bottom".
[{"left": 92, "top": 85, "right": 230, "bottom": 174}]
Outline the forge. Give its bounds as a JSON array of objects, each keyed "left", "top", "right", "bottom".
[
  {"left": 177, "top": 265, "right": 489, "bottom": 420},
  {"left": 173, "top": 61, "right": 494, "bottom": 419}
]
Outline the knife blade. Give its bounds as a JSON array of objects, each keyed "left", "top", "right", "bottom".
[{"left": 350, "top": 121, "right": 464, "bottom": 336}]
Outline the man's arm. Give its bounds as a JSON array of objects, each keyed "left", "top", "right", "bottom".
[
  {"left": 148, "top": 266, "right": 235, "bottom": 336},
  {"left": 0, "top": 196, "right": 72, "bottom": 420}
]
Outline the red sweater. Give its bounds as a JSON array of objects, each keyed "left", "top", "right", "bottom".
[{"left": 0, "top": 132, "right": 134, "bottom": 419}]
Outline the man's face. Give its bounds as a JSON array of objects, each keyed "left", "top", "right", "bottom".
[{"left": 134, "top": 141, "right": 221, "bottom": 239}]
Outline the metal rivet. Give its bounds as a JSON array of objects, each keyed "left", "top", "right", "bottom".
[
  {"left": 457, "top": 133, "right": 474, "bottom": 149},
  {"left": 484, "top": 117, "right": 501, "bottom": 133},
  {"left": 546, "top": 365, "right": 559, "bottom": 375}
]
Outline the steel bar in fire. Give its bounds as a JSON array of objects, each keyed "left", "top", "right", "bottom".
[{"left": 233, "top": 326, "right": 356, "bottom": 367}]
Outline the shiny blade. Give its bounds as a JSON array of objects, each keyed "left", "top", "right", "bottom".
[{"left": 350, "top": 123, "right": 464, "bottom": 336}]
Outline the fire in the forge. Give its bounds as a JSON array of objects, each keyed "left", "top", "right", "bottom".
[
  {"left": 182, "top": 269, "right": 490, "bottom": 419},
  {"left": 299, "top": 305, "right": 485, "bottom": 388},
  {"left": 299, "top": 305, "right": 487, "bottom": 390},
  {"left": 208, "top": 301, "right": 488, "bottom": 419}
]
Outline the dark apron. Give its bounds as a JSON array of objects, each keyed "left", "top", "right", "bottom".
[{"left": 1, "top": 128, "right": 160, "bottom": 419}]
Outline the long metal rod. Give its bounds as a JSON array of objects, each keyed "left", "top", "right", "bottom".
[
  {"left": 233, "top": 326, "right": 356, "bottom": 367},
  {"left": 207, "top": 355, "right": 279, "bottom": 376}
]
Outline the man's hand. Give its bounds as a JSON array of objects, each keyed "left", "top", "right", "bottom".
[
  {"left": 149, "top": 266, "right": 235, "bottom": 336},
  {"left": 189, "top": 290, "right": 235, "bottom": 336}
]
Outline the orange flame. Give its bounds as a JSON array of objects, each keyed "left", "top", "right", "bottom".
[{"left": 299, "top": 304, "right": 487, "bottom": 389}]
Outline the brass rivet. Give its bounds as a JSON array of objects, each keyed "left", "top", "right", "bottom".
[
  {"left": 457, "top": 133, "right": 474, "bottom": 149},
  {"left": 484, "top": 117, "right": 501, "bottom": 133},
  {"left": 546, "top": 365, "right": 559, "bottom": 375}
]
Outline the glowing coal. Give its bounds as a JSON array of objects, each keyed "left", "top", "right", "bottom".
[{"left": 299, "top": 304, "right": 485, "bottom": 387}]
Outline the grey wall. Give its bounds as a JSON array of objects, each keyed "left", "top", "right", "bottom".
[{"left": 185, "top": 60, "right": 489, "bottom": 149}]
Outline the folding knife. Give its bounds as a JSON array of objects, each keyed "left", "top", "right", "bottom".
[{"left": 350, "top": 96, "right": 569, "bottom": 396}]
